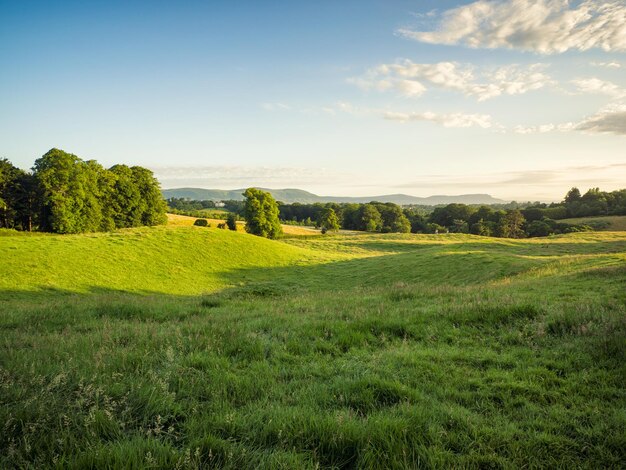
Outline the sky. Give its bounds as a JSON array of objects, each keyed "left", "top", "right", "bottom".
[{"left": 1, "top": 0, "right": 625, "bottom": 201}]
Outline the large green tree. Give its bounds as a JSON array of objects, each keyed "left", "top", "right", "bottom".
[
  {"left": 109, "top": 164, "right": 143, "bottom": 228},
  {"left": 378, "top": 203, "right": 411, "bottom": 233},
  {"left": 243, "top": 188, "right": 282, "bottom": 239},
  {"left": 318, "top": 207, "right": 340, "bottom": 232},
  {"left": 360, "top": 204, "right": 382, "bottom": 232},
  {"left": 498, "top": 209, "right": 526, "bottom": 239},
  {"left": 0, "top": 158, "right": 27, "bottom": 229},
  {"left": 34, "top": 149, "right": 102, "bottom": 234},
  {"left": 131, "top": 166, "right": 168, "bottom": 226}
]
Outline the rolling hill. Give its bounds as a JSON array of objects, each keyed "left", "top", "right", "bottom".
[
  {"left": 161, "top": 187, "right": 507, "bottom": 205},
  {"left": 1, "top": 225, "right": 624, "bottom": 467}
]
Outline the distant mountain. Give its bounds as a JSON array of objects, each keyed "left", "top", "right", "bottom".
[{"left": 162, "top": 187, "right": 508, "bottom": 205}]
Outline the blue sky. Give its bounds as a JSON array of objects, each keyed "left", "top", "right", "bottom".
[{"left": 1, "top": 0, "right": 625, "bottom": 201}]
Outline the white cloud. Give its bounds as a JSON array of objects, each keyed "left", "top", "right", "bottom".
[
  {"left": 576, "top": 102, "right": 626, "bottom": 135},
  {"left": 350, "top": 61, "right": 554, "bottom": 101},
  {"left": 571, "top": 78, "right": 626, "bottom": 98},
  {"left": 512, "top": 102, "right": 626, "bottom": 135},
  {"left": 398, "top": 0, "right": 626, "bottom": 54},
  {"left": 513, "top": 122, "right": 575, "bottom": 134},
  {"left": 591, "top": 61, "right": 622, "bottom": 68},
  {"left": 384, "top": 110, "right": 495, "bottom": 128}
]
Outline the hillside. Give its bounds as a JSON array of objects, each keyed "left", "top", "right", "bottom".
[
  {"left": 1, "top": 227, "right": 625, "bottom": 467},
  {"left": 560, "top": 215, "right": 626, "bottom": 231},
  {"left": 0, "top": 225, "right": 333, "bottom": 296},
  {"left": 162, "top": 187, "right": 507, "bottom": 205}
]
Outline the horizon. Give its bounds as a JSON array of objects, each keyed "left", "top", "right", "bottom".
[
  {"left": 2, "top": 1, "right": 625, "bottom": 201},
  {"left": 160, "top": 185, "right": 558, "bottom": 204}
]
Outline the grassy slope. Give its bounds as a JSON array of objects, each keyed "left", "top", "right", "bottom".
[
  {"left": 0, "top": 228, "right": 625, "bottom": 468},
  {"left": 0, "top": 225, "right": 332, "bottom": 296},
  {"left": 560, "top": 215, "right": 626, "bottom": 231}
]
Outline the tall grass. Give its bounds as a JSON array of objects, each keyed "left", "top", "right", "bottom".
[{"left": 1, "top": 229, "right": 625, "bottom": 468}]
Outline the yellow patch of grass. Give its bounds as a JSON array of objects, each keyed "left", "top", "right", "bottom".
[{"left": 167, "top": 213, "right": 321, "bottom": 236}]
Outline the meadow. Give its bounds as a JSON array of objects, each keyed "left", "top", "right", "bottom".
[{"left": 0, "top": 222, "right": 625, "bottom": 468}]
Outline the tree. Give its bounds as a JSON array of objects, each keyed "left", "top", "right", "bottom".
[
  {"left": 498, "top": 209, "right": 526, "bottom": 238},
  {"left": 470, "top": 219, "right": 493, "bottom": 236},
  {"left": 378, "top": 203, "right": 411, "bottom": 233},
  {"left": 430, "top": 203, "right": 475, "bottom": 228},
  {"left": 0, "top": 158, "right": 28, "bottom": 229},
  {"left": 109, "top": 164, "right": 142, "bottom": 228},
  {"left": 226, "top": 212, "right": 237, "bottom": 231},
  {"left": 131, "top": 166, "right": 167, "bottom": 226},
  {"left": 527, "top": 219, "right": 553, "bottom": 237},
  {"left": 13, "top": 172, "right": 40, "bottom": 231},
  {"left": 33, "top": 148, "right": 102, "bottom": 234},
  {"left": 360, "top": 204, "right": 382, "bottom": 232},
  {"left": 318, "top": 207, "right": 339, "bottom": 232},
  {"left": 243, "top": 188, "right": 282, "bottom": 239},
  {"left": 403, "top": 208, "right": 427, "bottom": 233},
  {"left": 564, "top": 187, "right": 581, "bottom": 203},
  {"left": 450, "top": 219, "right": 469, "bottom": 233}
]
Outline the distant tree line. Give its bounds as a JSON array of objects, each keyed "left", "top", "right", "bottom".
[
  {"left": 279, "top": 202, "right": 416, "bottom": 233},
  {"left": 522, "top": 187, "right": 626, "bottom": 220},
  {"left": 167, "top": 197, "right": 216, "bottom": 211},
  {"left": 0, "top": 148, "right": 166, "bottom": 234},
  {"left": 275, "top": 187, "right": 624, "bottom": 238}
]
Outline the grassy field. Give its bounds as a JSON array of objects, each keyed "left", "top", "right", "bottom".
[
  {"left": 1, "top": 226, "right": 625, "bottom": 468},
  {"left": 560, "top": 215, "right": 626, "bottom": 231}
]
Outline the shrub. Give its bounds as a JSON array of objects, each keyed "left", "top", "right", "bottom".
[
  {"left": 226, "top": 213, "right": 237, "bottom": 231},
  {"left": 193, "top": 219, "right": 209, "bottom": 227}
]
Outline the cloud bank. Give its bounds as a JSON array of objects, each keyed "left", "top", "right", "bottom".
[{"left": 398, "top": 0, "right": 626, "bottom": 54}]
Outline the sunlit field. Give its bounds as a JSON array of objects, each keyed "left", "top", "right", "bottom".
[{"left": 1, "top": 226, "right": 625, "bottom": 468}]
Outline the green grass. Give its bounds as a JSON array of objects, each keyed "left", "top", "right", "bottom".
[
  {"left": 0, "top": 225, "right": 336, "bottom": 296},
  {"left": 560, "top": 215, "right": 626, "bottom": 231},
  {"left": 1, "top": 228, "right": 625, "bottom": 468}
]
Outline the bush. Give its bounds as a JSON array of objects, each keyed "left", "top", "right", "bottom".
[
  {"left": 193, "top": 219, "right": 209, "bottom": 227},
  {"left": 226, "top": 213, "right": 237, "bottom": 231}
]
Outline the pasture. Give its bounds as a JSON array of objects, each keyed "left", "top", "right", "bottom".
[{"left": 0, "top": 225, "right": 625, "bottom": 468}]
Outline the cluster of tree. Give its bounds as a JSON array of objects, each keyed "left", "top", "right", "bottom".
[
  {"left": 276, "top": 198, "right": 604, "bottom": 238},
  {"left": 424, "top": 201, "right": 605, "bottom": 238},
  {"left": 522, "top": 187, "right": 626, "bottom": 220},
  {"left": 166, "top": 197, "right": 216, "bottom": 211},
  {"left": 278, "top": 202, "right": 416, "bottom": 233},
  {"left": 0, "top": 149, "right": 166, "bottom": 234}
]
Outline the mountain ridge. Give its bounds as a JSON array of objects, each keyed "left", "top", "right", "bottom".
[{"left": 162, "top": 187, "right": 508, "bottom": 205}]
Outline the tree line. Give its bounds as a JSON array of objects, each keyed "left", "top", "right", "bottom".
[
  {"left": 172, "top": 185, "right": 623, "bottom": 240},
  {"left": 274, "top": 187, "right": 624, "bottom": 238},
  {"left": 522, "top": 187, "right": 626, "bottom": 220},
  {"left": 0, "top": 148, "right": 166, "bottom": 233}
]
